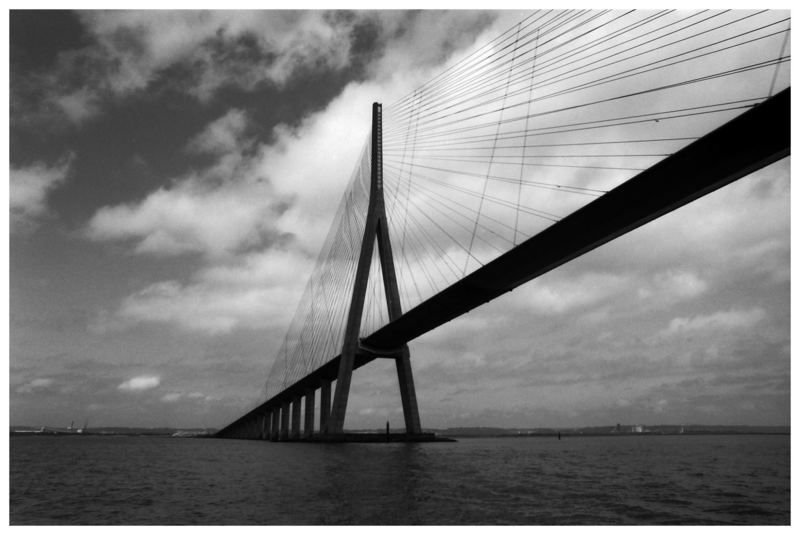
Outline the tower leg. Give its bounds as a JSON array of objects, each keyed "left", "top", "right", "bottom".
[
  {"left": 396, "top": 347, "right": 421, "bottom": 433},
  {"left": 330, "top": 216, "right": 377, "bottom": 434}
]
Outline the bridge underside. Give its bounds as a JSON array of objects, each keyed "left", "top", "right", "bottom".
[
  {"left": 215, "top": 88, "right": 788, "bottom": 442},
  {"left": 216, "top": 349, "right": 400, "bottom": 440}
]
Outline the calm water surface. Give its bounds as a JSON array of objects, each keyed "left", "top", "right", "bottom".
[{"left": 10, "top": 434, "right": 789, "bottom": 525}]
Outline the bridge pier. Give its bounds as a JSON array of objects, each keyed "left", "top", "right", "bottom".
[
  {"left": 291, "top": 397, "right": 302, "bottom": 439},
  {"left": 270, "top": 408, "right": 279, "bottom": 441},
  {"left": 261, "top": 411, "right": 268, "bottom": 440},
  {"left": 280, "top": 401, "right": 290, "bottom": 440},
  {"left": 267, "top": 410, "right": 273, "bottom": 439},
  {"left": 320, "top": 379, "right": 331, "bottom": 434},
  {"left": 304, "top": 388, "right": 315, "bottom": 438}
]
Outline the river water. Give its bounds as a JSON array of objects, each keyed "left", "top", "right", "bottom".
[{"left": 10, "top": 433, "right": 789, "bottom": 525}]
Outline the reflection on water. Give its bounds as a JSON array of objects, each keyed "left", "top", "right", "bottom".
[{"left": 10, "top": 434, "right": 789, "bottom": 525}]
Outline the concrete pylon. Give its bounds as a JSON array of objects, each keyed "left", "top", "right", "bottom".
[
  {"left": 270, "top": 409, "right": 280, "bottom": 441},
  {"left": 280, "top": 401, "right": 290, "bottom": 440},
  {"left": 291, "top": 397, "right": 302, "bottom": 439},
  {"left": 304, "top": 388, "right": 315, "bottom": 437},
  {"left": 320, "top": 380, "right": 331, "bottom": 433},
  {"left": 328, "top": 102, "right": 422, "bottom": 435}
]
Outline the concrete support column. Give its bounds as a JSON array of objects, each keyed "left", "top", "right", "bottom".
[
  {"left": 280, "top": 401, "right": 290, "bottom": 440},
  {"left": 291, "top": 396, "right": 302, "bottom": 439},
  {"left": 261, "top": 412, "right": 268, "bottom": 440},
  {"left": 270, "top": 408, "right": 280, "bottom": 441},
  {"left": 396, "top": 347, "right": 422, "bottom": 433},
  {"left": 304, "top": 388, "right": 315, "bottom": 438},
  {"left": 320, "top": 379, "right": 331, "bottom": 434}
]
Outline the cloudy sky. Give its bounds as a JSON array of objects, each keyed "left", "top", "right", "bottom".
[{"left": 9, "top": 10, "right": 790, "bottom": 430}]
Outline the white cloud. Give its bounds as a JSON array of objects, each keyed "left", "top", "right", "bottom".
[
  {"left": 16, "top": 378, "right": 55, "bottom": 393},
  {"left": 661, "top": 308, "right": 766, "bottom": 337},
  {"left": 118, "top": 375, "right": 161, "bottom": 391},
  {"left": 186, "top": 109, "right": 249, "bottom": 156},
  {"left": 10, "top": 155, "right": 73, "bottom": 233},
  {"left": 54, "top": 89, "right": 99, "bottom": 123},
  {"left": 653, "top": 399, "right": 669, "bottom": 414},
  {"left": 638, "top": 270, "right": 708, "bottom": 303},
  {"left": 84, "top": 108, "right": 288, "bottom": 259},
  {"left": 93, "top": 248, "right": 310, "bottom": 334},
  {"left": 161, "top": 392, "right": 213, "bottom": 403},
  {"left": 161, "top": 391, "right": 209, "bottom": 403},
  {"left": 114, "top": 280, "right": 283, "bottom": 335},
  {"left": 656, "top": 271, "right": 707, "bottom": 300},
  {"left": 86, "top": 178, "right": 281, "bottom": 258},
  {"left": 515, "top": 271, "right": 630, "bottom": 315}
]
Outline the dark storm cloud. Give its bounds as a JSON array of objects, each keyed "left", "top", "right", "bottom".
[
  {"left": 10, "top": 11, "right": 398, "bottom": 132},
  {"left": 11, "top": 11, "right": 384, "bottom": 229}
]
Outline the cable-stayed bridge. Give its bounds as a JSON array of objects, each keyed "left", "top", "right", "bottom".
[{"left": 216, "top": 10, "right": 790, "bottom": 441}]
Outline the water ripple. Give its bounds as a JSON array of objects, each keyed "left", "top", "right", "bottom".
[{"left": 10, "top": 434, "right": 789, "bottom": 525}]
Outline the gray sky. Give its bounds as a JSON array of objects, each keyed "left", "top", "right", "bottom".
[{"left": 9, "top": 10, "right": 790, "bottom": 430}]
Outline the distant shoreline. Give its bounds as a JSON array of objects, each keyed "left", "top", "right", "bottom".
[
  {"left": 437, "top": 431, "right": 790, "bottom": 438},
  {"left": 436, "top": 425, "right": 790, "bottom": 438},
  {"left": 10, "top": 424, "right": 789, "bottom": 439}
]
